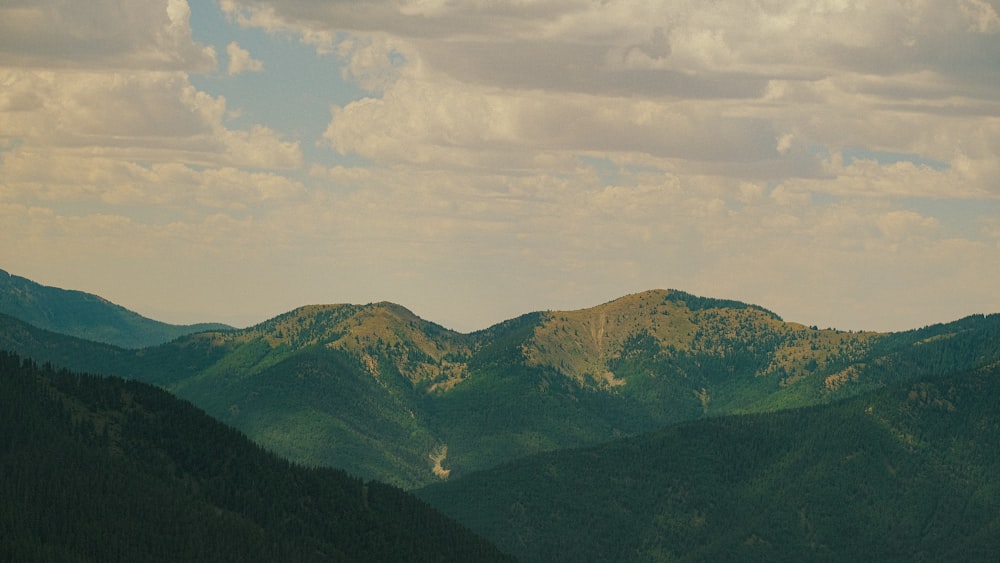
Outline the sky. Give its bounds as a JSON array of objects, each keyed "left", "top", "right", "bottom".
[{"left": 2, "top": 0, "right": 999, "bottom": 333}]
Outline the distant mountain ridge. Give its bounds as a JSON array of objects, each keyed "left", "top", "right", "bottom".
[
  {"left": 3, "top": 273, "right": 998, "bottom": 490},
  {"left": 0, "top": 268, "right": 233, "bottom": 348}
]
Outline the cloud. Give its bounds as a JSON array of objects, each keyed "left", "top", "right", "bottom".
[
  {"left": 961, "top": 0, "right": 1000, "bottom": 33},
  {"left": 323, "top": 76, "right": 779, "bottom": 173},
  {"left": 0, "top": 1, "right": 299, "bottom": 172},
  {"left": 0, "top": 0, "right": 215, "bottom": 71},
  {"left": 336, "top": 35, "right": 410, "bottom": 93},
  {"left": 220, "top": 1, "right": 999, "bottom": 82},
  {"left": 0, "top": 152, "right": 305, "bottom": 211},
  {"left": 226, "top": 41, "right": 263, "bottom": 75},
  {"left": 224, "top": 0, "right": 999, "bottom": 195},
  {"left": 0, "top": 68, "right": 301, "bottom": 170},
  {"left": 877, "top": 210, "right": 940, "bottom": 241}
]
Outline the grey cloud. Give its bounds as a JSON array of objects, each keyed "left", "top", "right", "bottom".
[
  {"left": 228, "top": 0, "right": 998, "bottom": 107},
  {"left": 0, "top": 1, "right": 215, "bottom": 71},
  {"left": 246, "top": 0, "right": 583, "bottom": 39},
  {"left": 533, "top": 112, "right": 779, "bottom": 163},
  {"left": 0, "top": 89, "right": 44, "bottom": 112},
  {"left": 625, "top": 27, "right": 671, "bottom": 61},
  {"left": 418, "top": 39, "right": 766, "bottom": 99}
]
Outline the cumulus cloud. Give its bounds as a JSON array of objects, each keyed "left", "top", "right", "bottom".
[
  {"left": 323, "top": 76, "right": 780, "bottom": 174},
  {"left": 0, "top": 68, "right": 301, "bottom": 170},
  {"left": 240, "top": 0, "right": 995, "bottom": 194},
  {"left": 226, "top": 41, "right": 263, "bottom": 75},
  {"left": 220, "top": 0, "right": 999, "bottom": 84},
  {"left": 0, "top": 0, "right": 215, "bottom": 71}
]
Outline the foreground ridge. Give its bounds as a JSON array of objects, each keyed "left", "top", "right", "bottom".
[{"left": 0, "top": 350, "right": 513, "bottom": 562}]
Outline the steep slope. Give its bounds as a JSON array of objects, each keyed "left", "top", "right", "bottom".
[
  {"left": 505, "top": 290, "right": 882, "bottom": 410},
  {"left": 0, "top": 351, "right": 512, "bottom": 563},
  {"left": 0, "top": 268, "right": 232, "bottom": 348},
  {"left": 418, "top": 362, "right": 1000, "bottom": 562},
  {"left": 430, "top": 295, "right": 1000, "bottom": 483},
  {"left": 161, "top": 302, "right": 474, "bottom": 488}
]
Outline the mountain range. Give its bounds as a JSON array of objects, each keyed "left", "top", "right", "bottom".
[
  {"left": 3, "top": 279, "right": 997, "bottom": 489},
  {"left": 2, "top": 268, "right": 999, "bottom": 561}
]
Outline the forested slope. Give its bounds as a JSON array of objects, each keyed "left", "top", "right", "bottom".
[
  {"left": 418, "top": 361, "right": 1000, "bottom": 562},
  {"left": 0, "top": 351, "right": 512, "bottom": 563}
]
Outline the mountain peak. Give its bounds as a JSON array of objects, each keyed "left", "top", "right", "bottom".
[
  {"left": 229, "top": 300, "right": 471, "bottom": 390},
  {"left": 521, "top": 289, "right": 786, "bottom": 388}
]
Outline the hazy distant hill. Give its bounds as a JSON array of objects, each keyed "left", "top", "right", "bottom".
[
  {"left": 0, "top": 268, "right": 232, "bottom": 348},
  {"left": 417, "top": 361, "right": 1000, "bottom": 562},
  {"left": 0, "top": 351, "right": 512, "bottom": 562},
  {"left": 3, "top": 281, "right": 998, "bottom": 490}
]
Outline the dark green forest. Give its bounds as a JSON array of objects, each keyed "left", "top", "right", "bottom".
[
  {"left": 418, "top": 361, "right": 1000, "bottom": 562},
  {"left": 0, "top": 351, "right": 512, "bottom": 563}
]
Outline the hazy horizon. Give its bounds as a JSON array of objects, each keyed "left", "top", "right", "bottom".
[{"left": 3, "top": 1, "right": 999, "bottom": 333}]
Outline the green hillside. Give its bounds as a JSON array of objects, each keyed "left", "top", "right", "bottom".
[
  {"left": 0, "top": 268, "right": 232, "bottom": 348},
  {"left": 417, "top": 361, "right": 1000, "bottom": 562},
  {"left": 2, "top": 282, "right": 999, "bottom": 490},
  {"left": 0, "top": 351, "right": 512, "bottom": 563},
  {"left": 0, "top": 312, "right": 233, "bottom": 387}
]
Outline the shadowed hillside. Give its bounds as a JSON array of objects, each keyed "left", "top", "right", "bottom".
[
  {"left": 0, "top": 268, "right": 232, "bottom": 348},
  {"left": 418, "top": 361, "right": 1000, "bottom": 562},
  {"left": 0, "top": 351, "right": 512, "bottom": 563}
]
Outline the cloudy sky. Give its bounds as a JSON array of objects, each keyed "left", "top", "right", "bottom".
[{"left": 2, "top": 0, "right": 999, "bottom": 332}]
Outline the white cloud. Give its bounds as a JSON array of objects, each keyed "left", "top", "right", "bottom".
[
  {"left": 877, "top": 210, "right": 940, "bottom": 242},
  {"left": 0, "top": 69, "right": 219, "bottom": 142},
  {"left": 323, "top": 75, "right": 782, "bottom": 173},
  {"left": 226, "top": 41, "right": 263, "bottom": 75},
  {"left": 0, "top": 68, "right": 301, "bottom": 170}
]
